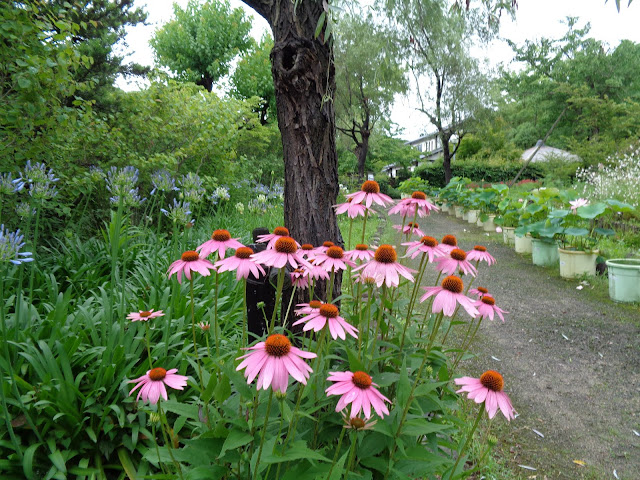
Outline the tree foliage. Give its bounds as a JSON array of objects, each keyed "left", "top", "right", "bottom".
[
  {"left": 334, "top": 11, "right": 408, "bottom": 179},
  {"left": 151, "top": 0, "right": 252, "bottom": 92},
  {"left": 230, "top": 34, "right": 276, "bottom": 124},
  {"left": 386, "top": 0, "right": 504, "bottom": 183},
  {"left": 498, "top": 18, "right": 640, "bottom": 166}
]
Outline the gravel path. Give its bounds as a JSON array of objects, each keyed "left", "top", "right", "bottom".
[{"left": 417, "top": 211, "right": 640, "bottom": 480}]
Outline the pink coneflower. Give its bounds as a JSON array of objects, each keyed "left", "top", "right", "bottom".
[
  {"left": 309, "top": 241, "right": 335, "bottom": 261},
  {"left": 127, "top": 309, "right": 165, "bottom": 322},
  {"left": 251, "top": 236, "right": 311, "bottom": 270},
  {"left": 197, "top": 322, "right": 210, "bottom": 332},
  {"left": 235, "top": 334, "right": 316, "bottom": 393},
  {"left": 474, "top": 296, "right": 508, "bottom": 322},
  {"left": 197, "top": 229, "right": 244, "bottom": 259},
  {"left": 257, "top": 226, "right": 300, "bottom": 250},
  {"left": 335, "top": 198, "right": 368, "bottom": 218},
  {"left": 325, "top": 371, "right": 391, "bottom": 419},
  {"left": 346, "top": 180, "right": 393, "bottom": 208},
  {"left": 420, "top": 275, "right": 479, "bottom": 318},
  {"left": 353, "top": 271, "right": 384, "bottom": 286},
  {"left": 290, "top": 268, "right": 309, "bottom": 289},
  {"left": 388, "top": 191, "right": 439, "bottom": 217},
  {"left": 292, "top": 303, "right": 358, "bottom": 340},
  {"left": 469, "top": 286, "right": 490, "bottom": 299},
  {"left": 345, "top": 244, "right": 376, "bottom": 262},
  {"left": 306, "top": 261, "right": 331, "bottom": 281},
  {"left": 342, "top": 413, "right": 377, "bottom": 431},
  {"left": 314, "top": 246, "right": 356, "bottom": 273},
  {"left": 215, "top": 246, "right": 266, "bottom": 281},
  {"left": 403, "top": 236, "right": 446, "bottom": 262},
  {"left": 295, "top": 299, "right": 323, "bottom": 316},
  {"left": 434, "top": 248, "right": 478, "bottom": 277},
  {"left": 300, "top": 243, "right": 316, "bottom": 260},
  {"left": 569, "top": 198, "right": 589, "bottom": 212},
  {"left": 455, "top": 370, "right": 516, "bottom": 420},
  {"left": 393, "top": 222, "right": 425, "bottom": 237},
  {"left": 167, "top": 250, "right": 216, "bottom": 284},
  {"left": 128, "top": 367, "right": 188, "bottom": 404},
  {"left": 466, "top": 245, "right": 496, "bottom": 266},
  {"left": 353, "top": 245, "right": 415, "bottom": 288},
  {"left": 439, "top": 234, "right": 458, "bottom": 254}
]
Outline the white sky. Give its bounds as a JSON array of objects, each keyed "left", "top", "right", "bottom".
[{"left": 116, "top": 0, "right": 640, "bottom": 140}]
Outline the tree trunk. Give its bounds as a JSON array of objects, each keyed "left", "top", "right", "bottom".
[
  {"left": 354, "top": 129, "right": 370, "bottom": 181},
  {"left": 441, "top": 133, "right": 453, "bottom": 184},
  {"left": 241, "top": 1, "right": 343, "bottom": 300}
]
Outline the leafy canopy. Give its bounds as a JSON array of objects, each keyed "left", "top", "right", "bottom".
[{"left": 151, "top": 0, "right": 252, "bottom": 92}]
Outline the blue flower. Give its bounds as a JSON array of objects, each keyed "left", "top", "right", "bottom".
[
  {"left": 162, "top": 199, "right": 193, "bottom": 225},
  {"left": 105, "top": 166, "right": 145, "bottom": 207},
  {"left": 0, "top": 172, "right": 24, "bottom": 195},
  {"left": 151, "top": 169, "right": 178, "bottom": 195},
  {"left": 0, "top": 225, "right": 34, "bottom": 265},
  {"left": 22, "top": 161, "right": 58, "bottom": 200}
]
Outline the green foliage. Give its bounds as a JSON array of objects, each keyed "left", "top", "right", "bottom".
[
  {"left": 496, "top": 19, "right": 640, "bottom": 166},
  {"left": 230, "top": 35, "right": 276, "bottom": 125},
  {"left": 416, "top": 159, "right": 544, "bottom": 188},
  {"left": 151, "top": 0, "right": 252, "bottom": 91}
]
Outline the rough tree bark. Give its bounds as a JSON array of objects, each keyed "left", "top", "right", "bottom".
[{"left": 240, "top": 0, "right": 342, "bottom": 249}]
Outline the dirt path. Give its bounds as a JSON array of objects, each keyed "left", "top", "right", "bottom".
[{"left": 415, "top": 211, "right": 640, "bottom": 480}]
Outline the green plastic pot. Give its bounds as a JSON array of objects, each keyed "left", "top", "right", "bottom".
[
  {"left": 531, "top": 238, "right": 559, "bottom": 267},
  {"left": 605, "top": 259, "right": 640, "bottom": 303}
]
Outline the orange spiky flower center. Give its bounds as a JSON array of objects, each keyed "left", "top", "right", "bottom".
[
  {"left": 477, "top": 287, "right": 489, "bottom": 294},
  {"left": 349, "top": 417, "right": 366, "bottom": 429},
  {"left": 407, "top": 222, "right": 419, "bottom": 228},
  {"left": 149, "top": 367, "right": 167, "bottom": 381},
  {"left": 361, "top": 180, "right": 380, "bottom": 194},
  {"left": 473, "top": 245, "right": 487, "bottom": 252},
  {"left": 323, "top": 241, "right": 335, "bottom": 248},
  {"left": 481, "top": 296, "right": 496, "bottom": 306},
  {"left": 235, "top": 247, "right": 253, "bottom": 259},
  {"left": 212, "top": 229, "right": 231, "bottom": 241},
  {"left": 355, "top": 244, "right": 368, "bottom": 251},
  {"left": 480, "top": 370, "right": 504, "bottom": 392},
  {"left": 301, "top": 243, "right": 314, "bottom": 251},
  {"left": 275, "top": 237, "right": 297, "bottom": 254},
  {"left": 352, "top": 371, "right": 372, "bottom": 389},
  {"left": 264, "top": 334, "right": 291, "bottom": 357},
  {"left": 140, "top": 311, "right": 152, "bottom": 318},
  {"left": 442, "top": 275, "right": 464, "bottom": 294},
  {"left": 442, "top": 235, "right": 457, "bottom": 247},
  {"left": 273, "top": 226, "right": 289, "bottom": 236},
  {"left": 319, "top": 303, "right": 339, "bottom": 318},
  {"left": 450, "top": 248, "right": 467, "bottom": 261},
  {"left": 374, "top": 245, "right": 397, "bottom": 264},
  {"left": 326, "top": 246, "right": 344, "bottom": 259},
  {"left": 420, "top": 236, "right": 438, "bottom": 247},
  {"left": 308, "top": 300, "right": 322, "bottom": 309},
  {"left": 411, "top": 191, "right": 427, "bottom": 200},
  {"left": 181, "top": 250, "right": 200, "bottom": 262}
]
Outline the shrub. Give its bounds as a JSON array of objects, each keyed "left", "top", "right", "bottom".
[{"left": 416, "top": 159, "right": 545, "bottom": 188}]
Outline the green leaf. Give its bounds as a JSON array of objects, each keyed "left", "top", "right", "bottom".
[
  {"left": 563, "top": 227, "right": 589, "bottom": 237},
  {"left": 48, "top": 450, "right": 67, "bottom": 473},
  {"left": 22, "top": 443, "right": 41, "bottom": 479},
  {"left": 346, "top": 346, "right": 365, "bottom": 373},
  {"left": 605, "top": 199, "right": 635, "bottom": 213},
  {"left": 213, "top": 374, "right": 231, "bottom": 403},
  {"left": 315, "top": 11, "right": 326, "bottom": 39},
  {"left": 161, "top": 400, "right": 200, "bottom": 420},
  {"left": 17, "top": 77, "right": 31, "bottom": 89},
  {"left": 594, "top": 227, "right": 615, "bottom": 236},
  {"left": 117, "top": 448, "right": 137, "bottom": 480},
  {"left": 260, "top": 441, "right": 330, "bottom": 464},
  {"left": 577, "top": 203, "right": 607, "bottom": 219},
  {"left": 217, "top": 429, "right": 253, "bottom": 459},
  {"left": 401, "top": 418, "right": 450, "bottom": 437},
  {"left": 185, "top": 466, "right": 227, "bottom": 480},
  {"left": 397, "top": 359, "right": 410, "bottom": 409},
  {"left": 548, "top": 209, "right": 569, "bottom": 218}
]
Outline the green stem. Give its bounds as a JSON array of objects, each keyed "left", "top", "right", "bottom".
[
  {"left": 344, "top": 432, "right": 359, "bottom": 478},
  {"left": 213, "top": 270, "right": 220, "bottom": 358},
  {"left": 252, "top": 389, "right": 274, "bottom": 480},
  {"left": 399, "top": 252, "right": 428, "bottom": 352},
  {"left": 189, "top": 277, "right": 204, "bottom": 385},
  {"left": 158, "top": 402, "right": 185, "bottom": 480},
  {"left": 327, "top": 427, "right": 347, "bottom": 478},
  {"left": 347, "top": 218, "right": 354, "bottom": 251},
  {"left": 368, "top": 285, "right": 387, "bottom": 370},
  {"left": 145, "top": 321, "right": 153, "bottom": 370},
  {"left": 264, "top": 399, "right": 287, "bottom": 479},
  {"left": 326, "top": 268, "right": 336, "bottom": 303},
  {"left": 447, "top": 407, "right": 484, "bottom": 479},
  {"left": 27, "top": 201, "right": 41, "bottom": 302},
  {"left": 360, "top": 209, "right": 369, "bottom": 244},
  {"left": 151, "top": 422, "right": 168, "bottom": 475},
  {"left": 269, "top": 268, "right": 286, "bottom": 333},
  {"left": 242, "top": 278, "right": 248, "bottom": 348},
  {"left": 283, "top": 285, "right": 297, "bottom": 330}
]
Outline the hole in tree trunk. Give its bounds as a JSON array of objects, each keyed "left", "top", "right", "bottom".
[{"left": 282, "top": 46, "right": 297, "bottom": 71}]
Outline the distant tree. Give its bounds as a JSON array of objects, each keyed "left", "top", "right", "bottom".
[
  {"left": 334, "top": 12, "right": 408, "bottom": 181},
  {"left": 386, "top": 0, "right": 498, "bottom": 184},
  {"left": 230, "top": 35, "right": 276, "bottom": 124},
  {"left": 43, "top": 0, "right": 147, "bottom": 108},
  {"left": 151, "top": 0, "right": 252, "bottom": 92}
]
